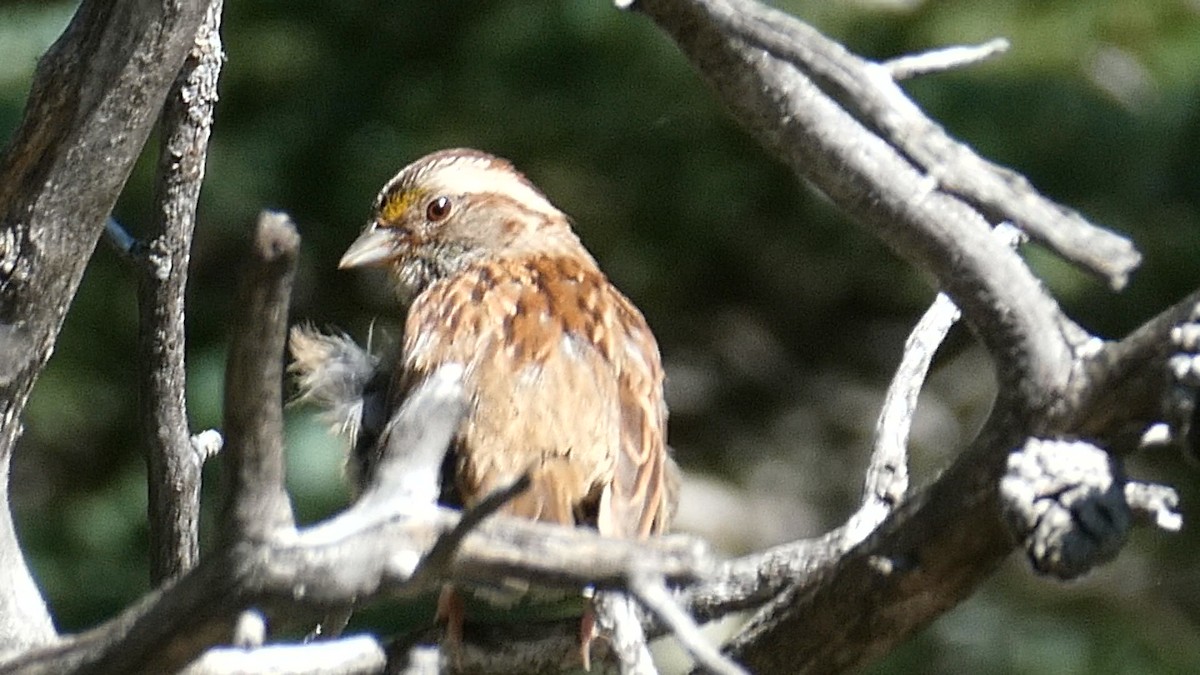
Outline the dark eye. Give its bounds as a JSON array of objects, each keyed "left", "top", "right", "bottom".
[{"left": 426, "top": 196, "right": 452, "bottom": 221}]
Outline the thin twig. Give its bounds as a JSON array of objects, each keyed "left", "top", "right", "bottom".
[
  {"left": 841, "top": 292, "right": 959, "bottom": 547},
  {"left": 407, "top": 474, "right": 532, "bottom": 591},
  {"left": 883, "top": 38, "right": 1010, "bottom": 80},
  {"left": 842, "top": 222, "right": 1023, "bottom": 548},
  {"left": 629, "top": 572, "right": 747, "bottom": 675}
]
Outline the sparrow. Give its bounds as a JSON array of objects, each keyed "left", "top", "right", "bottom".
[{"left": 293, "top": 148, "right": 676, "bottom": 662}]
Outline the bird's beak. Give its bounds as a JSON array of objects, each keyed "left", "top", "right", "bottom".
[{"left": 338, "top": 224, "right": 396, "bottom": 269}]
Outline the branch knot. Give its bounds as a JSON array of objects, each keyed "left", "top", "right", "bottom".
[{"left": 1000, "top": 438, "right": 1131, "bottom": 580}]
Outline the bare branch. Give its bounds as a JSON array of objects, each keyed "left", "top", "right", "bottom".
[
  {"left": 628, "top": 573, "right": 745, "bottom": 675},
  {"left": 181, "top": 636, "right": 387, "bottom": 675},
  {"left": 141, "top": 0, "right": 225, "bottom": 585},
  {"left": 661, "top": 227, "right": 1012, "bottom": 648},
  {"left": 594, "top": 592, "right": 657, "bottom": 675},
  {"left": 843, "top": 292, "right": 959, "bottom": 545},
  {"left": 635, "top": 0, "right": 1078, "bottom": 410},
  {"left": 883, "top": 38, "right": 1010, "bottom": 80},
  {"left": 219, "top": 211, "right": 300, "bottom": 545},
  {"left": 1000, "top": 438, "right": 1131, "bottom": 580},
  {"left": 405, "top": 473, "right": 531, "bottom": 592},
  {"left": 1068, "top": 290, "right": 1200, "bottom": 446},
  {"left": 0, "top": 0, "right": 212, "bottom": 652},
  {"left": 846, "top": 223, "right": 1022, "bottom": 547},
  {"left": 663, "top": 0, "right": 1139, "bottom": 289},
  {"left": 620, "top": 4, "right": 1142, "bottom": 669}
]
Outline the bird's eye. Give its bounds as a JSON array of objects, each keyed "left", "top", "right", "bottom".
[{"left": 426, "top": 196, "right": 452, "bottom": 222}]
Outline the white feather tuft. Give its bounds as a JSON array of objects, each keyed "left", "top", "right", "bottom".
[{"left": 287, "top": 325, "right": 385, "bottom": 445}]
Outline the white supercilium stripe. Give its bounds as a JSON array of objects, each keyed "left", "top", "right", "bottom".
[{"left": 424, "top": 158, "right": 559, "bottom": 217}]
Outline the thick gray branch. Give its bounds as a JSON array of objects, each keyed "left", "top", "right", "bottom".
[
  {"left": 679, "top": 0, "right": 1140, "bottom": 289},
  {"left": 624, "top": 1, "right": 1154, "bottom": 672},
  {"left": 634, "top": 0, "right": 1078, "bottom": 415},
  {"left": 0, "top": 0, "right": 212, "bottom": 653},
  {"left": 1069, "top": 289, "right": 1200, "bottom": 445},
  {"left": 0, "top": 506, "right": 711, "bottom": 674},
  {"left": 219, "top": 212, "right": 300, "bottom": 545}
]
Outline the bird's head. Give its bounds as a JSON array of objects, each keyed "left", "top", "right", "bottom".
[{"left": 339, "top": 148, "right": 587, "bottom": 299}]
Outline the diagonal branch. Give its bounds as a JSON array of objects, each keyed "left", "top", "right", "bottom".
[
  {"left": 634, "top": 0, "right": 1078, "bottom": 413},
  {"left": 1068, "top": 288, "right": 1200, "bottom": 443},
  {"left": 353, "top": 365, "right": 468, "bottom": 513},
  {"left": 680, "top": 0, "right": 1140, "bottom": 290},
  {"left": 628, "top": 571, "right": 745, "bottom": 675},
  {"left": 843, "top": 291, "right": 959, "bottom": 545},
  {"left": 668, "top": 249, "right": 964, "bottom": 631},
  {"left": 624, "top": 1, "right": 1148, "bottom": 672},
  {"left": 404, "top": 473, "right": 531, "bottom": 593}
]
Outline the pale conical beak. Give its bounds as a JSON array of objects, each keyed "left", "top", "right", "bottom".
[{"left": 338, "top": 225, "right": 397, "bottom": 269}]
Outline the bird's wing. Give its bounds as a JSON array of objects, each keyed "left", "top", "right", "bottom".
[{"left": 599, "top": 288, "right": 672, "bottom": 538}]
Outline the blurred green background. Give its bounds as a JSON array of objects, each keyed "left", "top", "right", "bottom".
[{"left": 3, "top": 0, "right": 1199, "bottom": 672}]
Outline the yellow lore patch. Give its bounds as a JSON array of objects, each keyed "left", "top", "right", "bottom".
[{"left": 378, "top": 187, "right": 425, "bottom": 223}]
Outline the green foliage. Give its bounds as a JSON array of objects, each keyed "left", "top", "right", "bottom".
[{"left": 2, "top": 0, "right": 1197, "bottom": 671}]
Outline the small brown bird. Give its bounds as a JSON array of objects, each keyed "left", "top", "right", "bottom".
[{"left": 332, "top": 148, "right": 675, "bottom": 653}]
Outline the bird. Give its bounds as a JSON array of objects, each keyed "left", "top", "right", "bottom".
[{"left": 297, "top": 148, "right": 676, "bottom": 662}]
